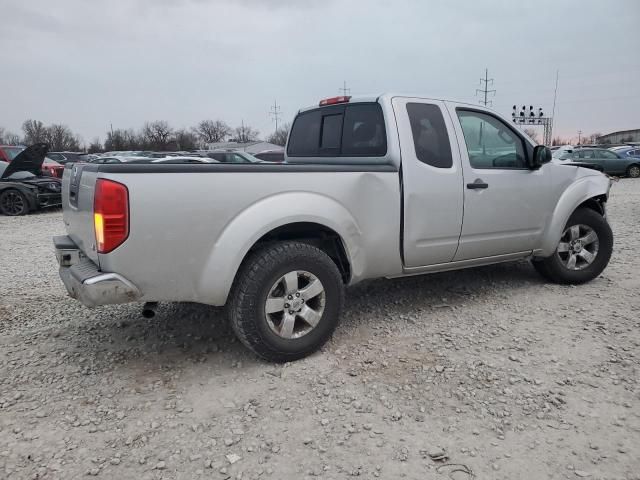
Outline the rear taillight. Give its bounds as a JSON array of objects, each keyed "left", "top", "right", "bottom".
[
  {"left": 319, "top": 95, "right": 351, "bottom": 106},
  {"left": 94, "top": 179, "right": 129, "bottom": 253}
]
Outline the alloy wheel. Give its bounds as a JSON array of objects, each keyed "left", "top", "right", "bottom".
[
  {"left": 1, "top": 192, "right": 26, "bottom": 215},
  {"left": 556, "top": 224, "right": 599, "bottom": 271},
  {"left": 264, "top": 270, "right": 326, "bottom": 339}
]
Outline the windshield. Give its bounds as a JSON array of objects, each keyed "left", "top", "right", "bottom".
[{"left": 3, "top": 147, "right": 25, "bottom": 160}]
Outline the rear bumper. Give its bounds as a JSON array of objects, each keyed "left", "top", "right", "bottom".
[{"left": 54, "top": 235, "right": 141, "bottom": 307}]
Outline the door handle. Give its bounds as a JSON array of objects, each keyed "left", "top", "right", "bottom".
[{"left": 467, "top": 179, "right": 489, "bottom": 189}]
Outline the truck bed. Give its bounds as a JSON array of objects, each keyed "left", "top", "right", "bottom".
[{"left": 61, "top": 162, "right": 403, "bottom": 305}]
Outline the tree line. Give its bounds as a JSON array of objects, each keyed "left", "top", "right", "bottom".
[
  {"left": 1, "top": 121, "right": 81, "bottom": 151},
  {"left": 522, "top": 128, "right": 605, "bottom": 146},
  {"left": 0, "top": 120, "right": 291, "bottom": 153}
]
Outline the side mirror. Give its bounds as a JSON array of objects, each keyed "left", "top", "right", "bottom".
[{"left": 530, "top": 145, "right": 552, "bottom": 170}]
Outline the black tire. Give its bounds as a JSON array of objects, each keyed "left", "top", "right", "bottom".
[
  {"left": 532, "top": 207, "right": 613, "bottom": 285},
  {"left": 0, "top": 189, "right": 29, "bottom": 216},
  {"left": 626, "top": 164, "right": 640, "bottom": 178},
  {"left": 227, "top": 241, "right": 345, "bottom": 362}
]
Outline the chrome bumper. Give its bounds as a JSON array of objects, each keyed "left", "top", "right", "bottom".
[{"left": 54, "top": 235, "right": 141, "bottom": 307}]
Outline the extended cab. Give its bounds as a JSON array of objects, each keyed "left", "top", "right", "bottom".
[{"left": 55, "top": 94, "right": 613, "bottom": 361}]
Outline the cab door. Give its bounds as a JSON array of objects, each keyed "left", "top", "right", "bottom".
[
  {"left": 393, "top": 97, "right": 464, "bottom": 267},
  {"left": 447, "top": 106, "right": 551, "bottom": 261}
]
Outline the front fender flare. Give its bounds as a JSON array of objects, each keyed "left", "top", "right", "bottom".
[
  {"left": 538, "top": 175, "right": 610, "bottom": 257},
  {"left": 197, "top": 192, "right": 363, "bottom": 305}
]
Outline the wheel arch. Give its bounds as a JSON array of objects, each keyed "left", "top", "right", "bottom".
[
  {"left": 0, "top": 184, "right": 38, "bottom": 214},
  {"left": 197, "top": 192, "right": 362, "bottom": 305},
  {"left": 247, "top": 222, "right": 351, "bottom": 282},
  {"left": 539, "top": 175, "right": 610, "bottom": 257}
]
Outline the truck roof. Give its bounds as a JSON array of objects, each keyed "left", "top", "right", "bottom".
[{"left": 298, "top": 93, "right": 497, "bottom": 114}]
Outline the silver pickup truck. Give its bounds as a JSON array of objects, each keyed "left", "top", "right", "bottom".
[{"left": 55, "top": 94, "right": 613, "bottom": 361}]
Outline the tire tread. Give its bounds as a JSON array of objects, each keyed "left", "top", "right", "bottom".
[{"left": 227, "top": 241, "right": 344, "bottom": 362}]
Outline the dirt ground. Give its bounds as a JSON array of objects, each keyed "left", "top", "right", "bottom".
[{"left": 1, "top": 179, "right": 638, "bottom": 480}]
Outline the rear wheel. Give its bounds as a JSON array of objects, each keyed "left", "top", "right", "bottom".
[
  {"left": 532, "top": 208, "right": 612, "bottom": 284},
  {"left": 626, "top": 164, "right": 640, "bottom": 178},
  {"left": 0, "top": 189, "right": 29, "bottom": 216},
  {"left": 227, "top": 241, "right": 345, "bottom": 362}
]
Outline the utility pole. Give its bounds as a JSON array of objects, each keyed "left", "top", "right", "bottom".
[
  {"left": 339, "top": 80, "right": 351, "bottom": 96},
  {"left": 550, "top": 70, "right": 559, "bottom": 141},
  {"left": 578, "top": 130, "right": 582, "bottom": 145},
  {"left": 475, "top": 69, "right": 495, "bottom": 153},
  {"left": 475, "top": 68, "right": 496, "bottom": 106},
  {"left": 269, "top": 100, "right": 282, "bottom": 132},
  {"left": 110, "top": 123, "right": 114, "bottom": 136}
]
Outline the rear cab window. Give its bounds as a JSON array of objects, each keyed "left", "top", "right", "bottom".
[
  {"left": 406, "top": 103, "right": 453, "bottom": 168},
  {"left": 287, "top": 102, "right": 387, "bottom": 159}
]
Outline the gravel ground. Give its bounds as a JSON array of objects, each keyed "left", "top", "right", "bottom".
[{"left": 1, "top": 179, "right": 639, "bottom": 480}]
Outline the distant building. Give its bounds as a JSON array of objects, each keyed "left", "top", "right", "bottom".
[
  {"left": 597, "top": 129, "right": 640, "bottom": 144},
  {"left": 205, "top": 141, "right": 284, "bottom": 154}
]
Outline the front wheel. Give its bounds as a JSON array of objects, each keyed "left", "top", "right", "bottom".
[
  {"left": 227, "top": 241, "right": 345, "bottom": 362},
  {"left": 532, "top": 207, "right": 613, "bottom": 284},
  {"left": 0, "top": 189, "right": 29, "bottom": 216}
]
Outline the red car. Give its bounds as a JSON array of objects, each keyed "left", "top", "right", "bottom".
[{"left": 0, "top": 145, "right": 64, "bottom": 178}]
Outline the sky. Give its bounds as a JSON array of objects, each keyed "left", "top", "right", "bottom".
[{"left": 1, "top": 0, "right": 639, "bottom": 145}]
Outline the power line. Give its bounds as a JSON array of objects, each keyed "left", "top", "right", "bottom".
[
  {"left": 339, "top": 80, "right": 351, "bottom": 96},
  {"left": 475, "top": 68, "right": 496, "bottom": 106},
  {"left": 268, "top": 100, "right": 282, "bottom": 132}
]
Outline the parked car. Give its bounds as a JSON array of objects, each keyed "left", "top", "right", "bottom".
[
  {"left": 42, "top": 158, "right": 65, "bottom": 178},
  {"left": 0, "top": 144, "right": 62, "bottom": 216},
  {"left": 54, "top": 94, "right": 613, "bottom": 362},
  {"left": 0, "top": 145, "right": 64, "bottom": 177},
  {"left": 89, "top": 156, "right": 151, "bottom": 164},
  {"left": 253, "top": 150, "right": 285, "bottom": 163},
  {"left": 554, "top": 147, "right": 640, "bottom": 177},
  {"left": 609, "top": 145, "right": 640, "bottom": 159},
  {"left": 48, "top": 152, "right": 85, "bottom": 164},
  {"left": 0, "top": 145, "right": 26, "bottom": 162},
  {"left": 205, "top": 151, "right": 261, "bottom": 163}
]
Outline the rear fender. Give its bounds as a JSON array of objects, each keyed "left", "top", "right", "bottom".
[
  {"left": 539, "top": 175, "right": 610, "bottom": 257},
  {"left": 197, "top": 192, "right": 362, "bottom": 305}
]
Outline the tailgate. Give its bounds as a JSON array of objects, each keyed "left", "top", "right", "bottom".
[{"left": 61, "top": 163, "right": 100, "bottom": 264}]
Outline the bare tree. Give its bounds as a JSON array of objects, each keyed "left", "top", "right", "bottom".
[
  {"left": 142, "top": 121, "right": 173, "bottom": 150},
  {"left": 105, "top": 128, "right": 141, "bottom": 151},
  {"left": 193, "top": 120, "right": 231, "bottom": 145},
  {"left": 552, "top": 136, "right": 569, "bottom": 146},
  {"left": 266, "top": 123, "right": 290, "bottom": 147},
  {"left": 5, "top": 132, "right": 21, "bottom": 145},
  {"left": 0, "top": 127, "right": 18, "bottom": 145},
  {"left": 233, "top": 123, "right": 259, "bottom": 143},
  {"left": 88, "top": 138, "right": 103, "bottom": 154},
  {"left": 22, "top": 119, "right": 48, "bottom": 144},
  {"left": 523, "top": 128, "right": 540, "bottom": 144},
  {"left": 173, "top": 129, "right": 198, "bottom": 151},
  {"left": 587, "top": 132, "right": 603, "bottom": 144},
  {"left": 45, "top": 124, "right": 80, "bottom": 151}
]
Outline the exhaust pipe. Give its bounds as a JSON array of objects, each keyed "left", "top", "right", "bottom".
[{"left": 142, "top": 302, "right": 158, "bottom": 319}]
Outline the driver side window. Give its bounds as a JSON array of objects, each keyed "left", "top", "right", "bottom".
[{"left": 457, "top": 110, "right": 526, "bottom": 169}]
